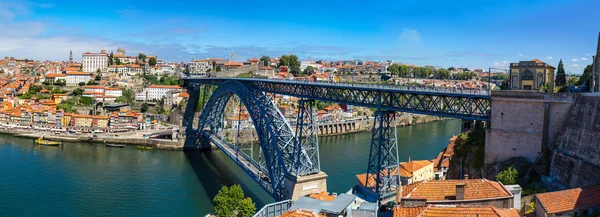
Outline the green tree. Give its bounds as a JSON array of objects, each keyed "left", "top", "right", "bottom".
[
  {"left": 496, "top": 167, "right": 518, "bottom": 185},
  {"left": 55, "top": 79, "right": 66, "bottom": 86},
  {"left": 115, "top": 58, "right": 122, "bottom": 65},
  {"left": 109, "top": 52, "right": 114, "bottom": 65},
  {"left": 71, "top": 88, "right": 84, "bottom": 96},
  {"left": 80, "top": 96, "right": 94, "bottom": 106},
  {"left": 303, "top": 66, "right": 315, "bottom": 75},
  {"left": 96, "top": 69, "right": 102, "bottom": 80},
  {"left": 212, "top": 61, "right": 217, "bottom": 71},
  {"left": 568, "top": 76, "right": 579, "bottom": 86},
  {"left": 213, "top": 184, "right": 256, "bottom": 217},
  {"left": 78, "top": 82, "right": 86, "bottom": 87},
  {"left": 260, "top": 56, "right": 270, "bottom": 67},
  {"left": 555, "top": 59, "right": 567, "bottom": 87},
  {"left": 278, "top": 55, "right": 301, "bottom": 76},
  {"left": 87, "top": 80, "right": 98, "bottom": 85},
  {"left": 138, "top": 53, "right": 147, "bottom": 62},
  {"left": 141, "top": 103, "right": 149, "bottom": 112},
  {"left": 216, "top": 66, "right": 222, "bottom": 72},
  {"left": 578, "top": 64, "right": 593, "bottom": 89},
  {"left": 149, "top": 57, "right": 157, "bottom": 66}
]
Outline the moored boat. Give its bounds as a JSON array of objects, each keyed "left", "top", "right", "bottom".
[
  {"left": 137, "top": 145, "right": 154, "bottom": 150},
  {"left": 105, "top": 143, "right": 126, "bottom": 148},
  {"left": 35, "top": 138, "right": 61, "bottom": 146}
]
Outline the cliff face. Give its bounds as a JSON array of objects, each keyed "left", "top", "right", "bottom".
[{"left": 549, "top": 94, "right": 600, "bottom": 189}]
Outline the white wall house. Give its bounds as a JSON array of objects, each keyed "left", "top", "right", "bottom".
[
  {"left": 104, "top": 87, "right": 122, "bottom": 97},
  {"left": 143, "top": 85, "right": 181, "bottom": 101},
  {"left": 66, "top": 72, "right": 91, "bottom": 86},
  {"left": 82, "top": 50, "right": 109, "bottom": 73}
]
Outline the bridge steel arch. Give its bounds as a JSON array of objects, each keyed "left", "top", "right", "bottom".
[{"left": 194, "top": 80, "right": 316, "bottom": 200}]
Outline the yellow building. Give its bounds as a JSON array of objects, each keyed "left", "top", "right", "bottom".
[
  {"left": 72, "top": 114, "right": 93, "bottom": 127},
  {"left": 62, "top": 113, "right": 72, "bottom": 126},
  {"left": 509, "top": 59, "right": 555, "bottom": 90},
  {"left": 92, "top": 116, "right": 109, "bottom": 128},
  {"left": 399, "top": 159, "right": 434, "bottom": 184}
]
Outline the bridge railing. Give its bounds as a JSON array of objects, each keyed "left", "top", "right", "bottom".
[
  {"left": 203, "top": 132, "right": 274, "bottom": 195},
  {"left": 186, "top": 76, "right": 491, "bottom": 96},
  {"left": 253, "top": 200, "right": 292, "bottom": 217}
]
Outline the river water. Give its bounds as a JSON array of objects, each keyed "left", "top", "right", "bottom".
[{"left": 0, "top": 120, "right": 460, "bottom": 216}]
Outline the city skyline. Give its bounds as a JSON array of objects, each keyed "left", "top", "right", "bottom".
[{"left": 0, "top": 0, "right": 598, "bottom": 73}]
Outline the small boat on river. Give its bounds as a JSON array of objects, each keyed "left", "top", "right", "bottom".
[
  {"left": 105, "top": 143, "right": 126, "bottom": 148},
  {"left": 35, "top": 138, "right": 61, "bottom": 146},
  {"left": 137, "top": 145, "right": 154, "bottom": 150}
]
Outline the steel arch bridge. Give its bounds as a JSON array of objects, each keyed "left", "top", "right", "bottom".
[
  {"left": 183, "top": 77, "right": 492, "bottom": 202},
  {"left": 184, "top": 80, "right": 320, "bottom": 201}
]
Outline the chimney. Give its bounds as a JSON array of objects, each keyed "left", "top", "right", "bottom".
[
  {"left": 464, "top": 174, "right": 469, "bottom": 180},
  {"left": 456, "top": 183, "right": 466, "bottom": 200},
  {"left": 408, "top": 157, "right": 411, "bottom": 162},
  {"left": 395, "top": 186, "right": 402, "bottom": 204}
]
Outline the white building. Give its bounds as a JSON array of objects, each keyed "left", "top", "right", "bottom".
[
  {"left": 66, "top": 72, "right": 91, "bottom": 86},
  {"left": 143, "top": 84, "right": 181, "bottom": 101},
  {"left": 188, "top": 59, "right": 210, "bottom": 76},
  {"left": 82, "top": 50, "right": 109, "bottom": 73},
  {"left": 104, "top": 87, "right": 122, "bottom": 97}
]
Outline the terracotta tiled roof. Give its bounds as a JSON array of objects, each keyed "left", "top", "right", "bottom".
[
  {"left": 224, "top": 62, "right": 243, "bottom": 66},
  {"left": 280, "top": 209, "right": 325, "bottom": 217},
  {"left": 178, "top": 92, "right": 189, "bottom": 98},
  {"left": 536, "top": 185, "right": 600, "bottom": 214},
  {"left": 147, "top": 84, "right": 181, "bottom": 89},
  {"left": 402, "top": 179, "right": 511, "bottom": 201},
  {"left": 308, "top": 191, "right": 336, "bottom": 202},
  {"left": 85, "top": 85, "right": 105, "bottom": 89},
  {"left": 46, "top": 73, "right": 66, "bottom": 78},
  {"left": 394, "top": 205, "right": 520, "bottom": 217},
  {"left": 66, "top": 71, "right": 90, "bottom": 75}
]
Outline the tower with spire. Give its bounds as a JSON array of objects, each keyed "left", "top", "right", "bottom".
[{"left": 69, "top": 50, "right": 73, "bottom": 63}]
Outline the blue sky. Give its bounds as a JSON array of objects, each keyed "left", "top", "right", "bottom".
[{"left": 0, "top": 0, "right": 599, "bottom": 73}]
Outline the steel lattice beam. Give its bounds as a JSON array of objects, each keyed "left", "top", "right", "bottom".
[
  {"left": 294, "top": 99, "right": 320, "bottom": 176},
  {"left": 185, "top": 78, "right": 491, "bottom": 121},
  {"left": 192, "top": 81, "right": 314, "bottom": 200},
  {"left": 363, "top": 110, "right": 399, "bottom": 202}
]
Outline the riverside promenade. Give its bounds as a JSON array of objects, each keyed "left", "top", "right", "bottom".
[{"left": 0, "top": 128, "right": 182, "bottom": 150}]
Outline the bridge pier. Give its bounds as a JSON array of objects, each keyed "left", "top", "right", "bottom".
[
  {"left": 357, "top": 110, "right": 400, "bottom": 203},
  {"left": 283, "top": 172, "right": 328, "bottom": 201}
]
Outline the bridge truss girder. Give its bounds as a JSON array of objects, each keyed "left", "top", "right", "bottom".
[
  {"left": 294, "top": 99, "right": 320, "bottom": 176},
  {"left": 363, "top": 110, "right": 399, "bottom": 202},
  {"left": 192, "top": 81, "right": 319, "bottom": 200},
  {"left": 189, "top": 79, "right": 491, "bottom": 121}
]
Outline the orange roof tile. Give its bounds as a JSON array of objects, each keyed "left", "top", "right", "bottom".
[
  {"left": 147, "top": 84, "right": 181, "bottom": 89},
  {"left": 46, "top": 73, "right": 66, "bottom": 78},
  {"left": 398, "top": 160, "right": 433, "bottom": 178},
  {"left": 536, "top": 185, "right": 600, "bottom": 214},
  {"left": 280, "top": 209, "right": 325, "bottom": 217},
  {"left": 66, "top": 71, "right": 90, "bottom": 75},
  {"left": 394, "top": 205, "right": 520, "bottom": 217},
  {"left": 308, "top": 192, "right": 336, "bottom": 202},
  {"left": 401, "top": 179, "right": 511, "bottom": 201}
]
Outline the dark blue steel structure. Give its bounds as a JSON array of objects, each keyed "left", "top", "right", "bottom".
[{"left": 183, "top": 77, "right": 492, "bottom": 202}]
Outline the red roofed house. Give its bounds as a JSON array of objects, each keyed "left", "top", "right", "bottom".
[
  {"left": 433, "top": 136, "right": 457, "bottom": 180},
  {"left": 394, "top": 205, "right": 520, "bottom": 217},
  {"left": 535, "top": 185, "right": 600, "bottom": 217},
  {"left": 66, "top": 71, "right": 91, "bottom": 86},
  {"left": 400, "top": 178, "right": 517, "bottom": 208}
]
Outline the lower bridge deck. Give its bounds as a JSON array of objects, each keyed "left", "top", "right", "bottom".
[{"left": 204, "top": 132, "right": 275, "bottom": 196}]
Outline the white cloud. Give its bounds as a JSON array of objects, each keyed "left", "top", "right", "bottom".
[
  {"left": 519, "top": 54, "right": 523, "bottom": 57},
  {"left": 570, "top": 64, "right": 580, "bottom": 67},
  {"left": 581, "top": 57, "right": 588, "bottom": 61},
  {"left": 587, "top": 53, "right": 593, "bottom": 56},
  {"left": 493, "top": 60, "right": 510, "bottom": 67},
  {"left": 546, "top": 56, "right": 552, "bottom": 59},
  {"left": 398, "top": 28, "right": 421, "bottom": 46},
  {"left": 572, "top": 58, "right": 579, "bottom": 62}
]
